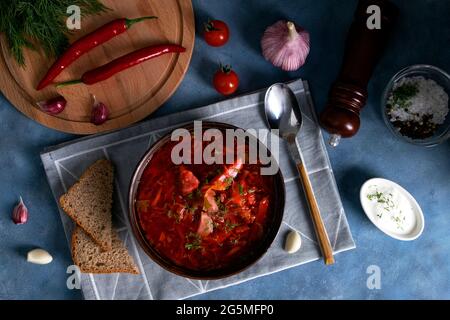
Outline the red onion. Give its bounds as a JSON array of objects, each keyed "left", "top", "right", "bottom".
[
  {"left": 91, "top": 96, "right": 109, "bottom": 126},
  {"left": 36, "top": 96, "right": 67, "bottom": 115}
]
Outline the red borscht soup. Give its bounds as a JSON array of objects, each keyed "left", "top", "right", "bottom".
[{"left": 135, "top": 129, "right": 276, "bottom": 271}]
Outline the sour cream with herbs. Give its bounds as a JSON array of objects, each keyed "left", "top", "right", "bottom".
[
  {"left": 364, "top": 185, "right": 415, "bottom": 235},
  {"left": 360, "top": 178, "right": 424, "bottom": 240}
]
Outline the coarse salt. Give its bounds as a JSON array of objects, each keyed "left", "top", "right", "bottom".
[{"left": 388, "top": 76, "right": 449, "bottom": 125}]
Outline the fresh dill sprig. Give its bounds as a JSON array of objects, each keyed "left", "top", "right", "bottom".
[{"left": 0, "top": 0, "right": 110, "bottom": 66}]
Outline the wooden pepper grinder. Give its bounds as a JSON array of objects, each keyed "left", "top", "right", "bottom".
[{"left": 320, "top": 0, "right": 398, "bottom": 146}]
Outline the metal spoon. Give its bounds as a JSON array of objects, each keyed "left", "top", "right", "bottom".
[{"left": 264, "top": 83, "right": 334, "bottom": 265}]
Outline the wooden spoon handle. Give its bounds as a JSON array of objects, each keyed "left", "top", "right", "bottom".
[{"left": 297, "top": 163, "right": 335, "bottom": 265}]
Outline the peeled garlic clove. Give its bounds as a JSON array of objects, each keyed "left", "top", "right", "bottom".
[
  {"left": 27, "top": 249, "right": 53, "bottom": 265},
  {"left": 12, "top": 196, "right": 28, "bottom": 225},
  {"left": 284, "top": 230, "right": 302, "bottom": 254}
]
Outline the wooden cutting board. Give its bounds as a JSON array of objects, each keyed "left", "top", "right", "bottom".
[{"left": 0, "top": 0, "right": 194, "bottom": 134}]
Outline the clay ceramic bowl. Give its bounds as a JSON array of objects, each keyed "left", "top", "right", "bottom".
[{"left": 128, "top": 121, "right": 285, "bottom": 279}]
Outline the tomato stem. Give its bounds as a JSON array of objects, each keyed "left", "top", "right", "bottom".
[
  {"left": 220, "top": 63, "right": 232, "bottom": 74},
  {"left": 204, "top": 19, "right": 221, "bottom": 32}
]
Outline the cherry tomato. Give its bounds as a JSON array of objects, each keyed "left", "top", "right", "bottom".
[
  {"left": 204, "top": 20, "right": 230, "bottom": 47},
  {"left": 213, "top": 65, "right": 239, "bottom": 96}
]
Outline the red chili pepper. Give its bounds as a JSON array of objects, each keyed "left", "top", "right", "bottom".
[
  {"left": 56, "top": 44, "right": 186, "bottom": 87},
  {"left": 36, "top": 16, "right": 158, "bottom": 90}
]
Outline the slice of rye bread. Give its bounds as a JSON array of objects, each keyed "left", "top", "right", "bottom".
[
  {"left": 60, "top": 159, "right": 114, "bottom": 251},
  {"left": 72, "top": 227, "right": 139, "bottom": 274}
]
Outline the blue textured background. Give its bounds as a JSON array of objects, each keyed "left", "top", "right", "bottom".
[{"left": 0, "top": 0, "right": 449, "bottom": 299}]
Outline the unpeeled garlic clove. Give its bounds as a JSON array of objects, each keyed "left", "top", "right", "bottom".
[
  {"left": 12, "top": 196, "right": 28, "bottom": 225},
  {"left": 284, "top": 230, "right": 302, "bottom": 254},
  {"left": 37, "top": 96, "right": 67, "bottom": 115},
  {"left": 90, "top": 95, "right": 109, "bottom": 126},
  {"left": 27, "top": 249, "right": 53, "bottom": 265}
]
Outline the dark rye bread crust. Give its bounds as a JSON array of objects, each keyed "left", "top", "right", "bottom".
[
  {"left": 71, "top": 227, "right": 139, "bottom": 274},
  {"left": 60, "top": 159, "right": 113, "bottom": 251}
]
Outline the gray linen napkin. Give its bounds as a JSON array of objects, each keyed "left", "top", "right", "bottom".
[{"left": 41, "top": 79, "right": 355, "bottom": 300}]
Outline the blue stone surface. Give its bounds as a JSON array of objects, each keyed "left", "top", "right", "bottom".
[{"left": 0, "top": 0, "right": 448, "bottom": 299}]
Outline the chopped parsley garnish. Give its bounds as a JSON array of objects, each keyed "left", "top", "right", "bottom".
[
  {"left": 184, "top": 204, "right": 197, "bottom": 214},
  {"left": 166, "top": 210, "right": 180, "bottom": 223},
  {"left": 238, "top": 183, "right": 244, "bottom": 195},
  {"left": 218, "top": 201, "right": 228, "bottom": 214},
  {"left": 215, "top": 196, "right": 228, "bottom": 215},
  {"left": 390, "top": 214, "right": 405, "bottom": 231},
  {"left": 225, "top": 220, "right": 240, "bottom": 233},
  {"left": 367, "top": 189, "right": 395, "bottom": 218},
  {"left": 185, "top": 240, "right": 202, "bottom": 250},
  {"left": 224, "top": 177, "right": 234, "bottom": 187},
  {"left": 185, "top": 232, "right": 202, "bottom": 250}
]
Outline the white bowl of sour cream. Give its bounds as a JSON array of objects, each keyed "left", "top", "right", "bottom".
[{"left": 360, "top": 178, "right": 425, "bottom": 241}]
